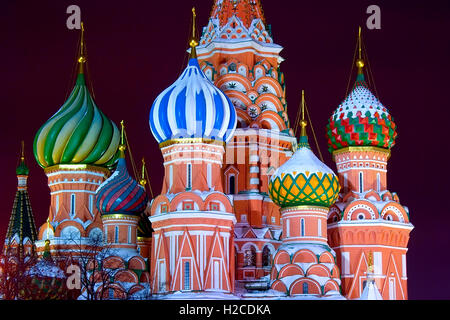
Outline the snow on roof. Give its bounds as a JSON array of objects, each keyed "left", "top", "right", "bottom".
[
  {"left": 271, "top": 147, "right": 336, "bottom": 183},
  {"left": 359, "top": 279, "right": 383, "bottom": 300},
  {"left": 253, "top": 227, "right": 269, "bottom": 239},
  {"left": 278, "top": 243, "right": 335, "bottom": 257},
  {"left": 26, "top": 260, "right": 65, "bottom": 279}
]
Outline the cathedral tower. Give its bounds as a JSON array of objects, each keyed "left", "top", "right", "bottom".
[
  {"left": 196, "top": 0, "right": 296, "bottom": 283},
  {"left": 148, "top": 9, "right": 237, "bottom": 295},
  {"left": 326, "top": 28, "right": 414, "bottom": 300},
  {"left": 3, "top": 142, "right": 38, "bottom": 258},
  {"left": 33, "top": 23, "right": 120, "bottom": 257},
  {"left": 268, "top": 93, "right": 342, "bottom": 297}
]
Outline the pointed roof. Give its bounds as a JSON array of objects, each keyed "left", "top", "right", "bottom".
[
  {"left": 359, "top": 278, "right": 383, "bottom": 300},
  {"left": 210, "top": 0, "right": 266, "bottom": 29},
  {"left": 199, "top": 0, "right": 274, "bottom": 46},
  {"left": 5, "top": 145, "right": 38, "bottom": 248}
]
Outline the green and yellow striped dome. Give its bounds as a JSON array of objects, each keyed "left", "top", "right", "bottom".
[
  {"left": 33, "top": 73, "right": 120, "bottom": 168},
  {"left": 269, "top": 137, "right": 340, "bottom": 208}
]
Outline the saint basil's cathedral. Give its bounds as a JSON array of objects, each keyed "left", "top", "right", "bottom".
[{"left": 2, "top": 0, "right": 413, "bottom": 300}]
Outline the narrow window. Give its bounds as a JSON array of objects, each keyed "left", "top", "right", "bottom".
[
  {"left": 207, "top": 163, "right": 212, "bottom": 189},
  {"left": 169, "top": 165, "right": 173, "bottom": 191},
  {"left": 229, "top": 175, "right": 236, "bottom": 194},
  {"left": 89, "top": 195, "right": 93, "bottom": 214},
  {"left": 184, "top": 261, "right": 190, "bottom": 290},
  {"left": 55, "top": 195, "right": 60, "bottom": 215},
  {"left": 70, "top": 194, "right": 76, "bottom": 217},
  {"left": 377, "top": 173, "right": 381, "bottom": 192},
  {"left": 301, "top": 219, "right": 305, "bottom": 237},
  {"left": 262, "top": 246, "right": 271, "bottom": 267},
  {"left": 286, "top": 219, "right": 290, "bottom": 238},
  {"left": 303, "top": 282, "right": 309, "bottom": 294},
  {"left": 128, "top": 225, "right": 132, "bottom": 244},
  {"left": 359, "top": 172, "right": 364, "bottom": 193},
  {"left": 115, "top": 226, "right": 119, "bottom": 243},
  {"left": 186, "top": 164, "right": 192, "bottom": 190},
  {"left": 343, "top": 173, "right": 348, "bottom": 191},
  {"left": 317, "top": 219, "right": 322, "bottom": 237}
]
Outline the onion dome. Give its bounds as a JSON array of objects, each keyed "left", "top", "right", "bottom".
[
  {"left": 326, "top": 28, "right": 397, "bottom": 153},
  {"left": 16, "top": 148, "right": 29, "bottom": 176},
  {"left": 33, "top": 23, "right": 120, "bottom": 168},
  {"left": 269, "top": 94, "right": 340, "bottom": 208},
  {"left": 149, "top": 8, "right": 237, "bottom": 146},
  {"left": 95, "top": 124, "right": 148, "bottom": 216}
]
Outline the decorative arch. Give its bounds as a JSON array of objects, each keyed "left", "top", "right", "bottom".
[
  {"left": 290, "top": 278, "right": 321, "bottom": 295},
  {"left": 203, "top": 193, "right": 233, "bottom": 213},
  {"left": 236, "top": 108, "right": 252, "bottom": 128},
  {"left": 254, "top": 111, "right": 287, "bottom": 131},
  {"left": 128, "top": 256, "right": 147, "bottom": 270},
  {"left": 104, "top": 256, "right": 125, "bottom": 269},
  {"left": 380, "top": 202, "right": 408, "bottom": 223},
  {"left": 344, "top": 200, "right": 379, "bottom": 220},
  {"left": 292, "top": 249, "right": 317, "bottom": 264},
  {"left": 319, "top": 251, "right": 335, "bottom": 264},
  {"left": 254, "top": 77, "right": 283, "bottom": 97},
  {"left": 364, "top": 190, "right": 381, "bottom": 201},
  {"left": 279, "top": 264, "right": 304, "bottom": 278},
  {"left": 114, "top": 269, "right": 139, "bottom": 283},
  {"left": 271, "top": 279, "right": 287, "bottom": 293},
  {"left": 169, "top": 192, "right": 204, "bottom": 212},
  {"left": 274, "top": 250, "right": 290, "bottom": 265},
  {"left": 216, "top": 74, "right": 251, "bottom": 93},
  {"left": 306, "top": 264, "right": 331, "bottom": 278},
  {"left": 255, "top": 93, "right": 284, "bottom": 112},
  {"left": 324, "top": 280, "right": 340, "bottom": 293}
]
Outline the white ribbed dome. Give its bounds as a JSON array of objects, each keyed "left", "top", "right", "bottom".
[{"left": 149, "top": 58, "right": 237, "bottom": 145}]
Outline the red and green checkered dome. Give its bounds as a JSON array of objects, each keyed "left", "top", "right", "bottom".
[{"left": 326, "top": 74, "right": 397, "bottom": 153}]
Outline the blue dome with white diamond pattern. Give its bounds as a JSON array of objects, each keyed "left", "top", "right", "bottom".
[{"left": 149, "top": 58, "right": 237, "bottom": 145}]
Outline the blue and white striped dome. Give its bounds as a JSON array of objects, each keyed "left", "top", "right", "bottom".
[{"left": 149, "top": 58, "right": 237, "bottom": 145}]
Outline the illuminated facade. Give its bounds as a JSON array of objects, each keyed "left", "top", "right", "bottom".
[{"left": 2, "top": 0, "right": 413, "bottom": 300}]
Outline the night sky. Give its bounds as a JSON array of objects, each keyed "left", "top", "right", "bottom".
[{"left": 1, "top": 0, "right": 449, "bottom": 299}]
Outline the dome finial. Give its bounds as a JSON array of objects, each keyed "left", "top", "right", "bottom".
[
  {"left": 356, "top": 26, "right": 365, "bottom": 75},
  {"left": 78, "top": 22, "right": 86, "bottom": 74},
  {"left": 20, "top": 140, "right": 25, "bottom": 161},
  {"left": 300, "top": 90, "right": 308, "bottom": 137},
  {"left": 139, "top": 157, "right": 147, "bottom": 187},
  {"left": 298, "top": 90, "right": 310, "bottom": 149},
  {"left": 119, "top": 120, "right": 127, "bottom": 157},
  {"left": 16, "top": 140, "right": 29, "bottom": 176},
  {"left": 189, "top": 7, "right": 199, "bottom": 59}
]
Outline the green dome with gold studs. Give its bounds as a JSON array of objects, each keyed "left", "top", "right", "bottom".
[{"left": 269, "top": 99, "right": 340, "bottom": 208}]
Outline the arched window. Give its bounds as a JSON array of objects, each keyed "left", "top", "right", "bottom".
[
  {"left": 303, "top": 282, "right": 309, "bottom": 294},
  {"left": 301, "top": 219, "right": 305, "bottom": 237},
  {"left": 115, "top": 226, "right": 119, "bottom": 243},
  {"left": 244, "top": 246, "right": 256, "bottom": 267},
  {"left": 377, "top": 173, "right": 381, "bottom": 192},
  {"left": 262, "top": 246, "right": 271, "bottom": 267},
  {"left": 184, "top": 261, "right": 190, "bottom": 290},
  {"left": 229, "top": 175, "right": 236, "bottom": 194}
]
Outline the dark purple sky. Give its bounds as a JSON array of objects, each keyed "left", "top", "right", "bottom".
[{"left": 1, "top": 0, "right": 449, "bottom": 299}]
